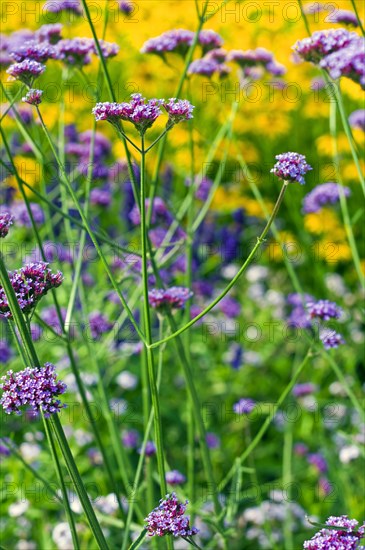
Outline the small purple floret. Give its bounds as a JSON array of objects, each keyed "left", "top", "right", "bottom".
[
  {"left": 303, "top": 515, "right": 365, "bottom": 549},
  {"left": 6, "top": 60, "right": 46, "bottom": 86},
  {"left": 307, "top": 299, "right": 343, "bottom": 321},
  {"left": 233, "top": 398, "right": 256, "bottom": 415},
  {"left": 320, "top": 329, "right": 345, "bottom": 349},
  {"left": 22, "top": 89, "right": 43, "bottom": 105}
]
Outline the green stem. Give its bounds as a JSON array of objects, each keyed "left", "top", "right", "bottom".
[
  {"left": 50, "top": 415, "right": 109, "bottom": 550},
  {"left": 151, "top": 181, "right": 290, "bottom": 349},
  {"left": 350, "top": 0, "right": 365, "bottom": 36},
  {"left": 331, "top": 80, "right": 365, "bottom": 197},
  {"left": 140, "top": 135, "right": 168, "bottom": 504},
  {"left": 43, "top": 415, "right": 80, "bottom": 550},
  {"left": 329, "top": 100, "right": 364, "bottom": 287}
]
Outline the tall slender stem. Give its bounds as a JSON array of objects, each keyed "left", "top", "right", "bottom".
[{"left": 140, "top": 135, "right": 168, "bottom": 505}]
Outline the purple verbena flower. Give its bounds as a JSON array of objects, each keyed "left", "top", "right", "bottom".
[
  {"left": 307, "top": 452, "right": 328, "bottom": 473},
  {"left": 11, "top": 201, "right": 44, "bottom": 227},
  {"left": 206, "top": 432, "right": 220, "bottom": 449},
  {"left": 122, "top": 429, "right": 139, "bottom": 449},
  {"left": 163, "top": 98, "right": 194, "bottom": 125},
  {"left": 140, "top": 441, "right": 156, "bottom": 456},
  {"left": 35, "top": 24, "right": 63, "bottom": 44},
  {"left": 199, "top": 29, "right": 224, "bottom": 53},
  {"left": 233, "top": 398, "right": 256, "bottom": 415},
  {"left": 218, "top": 296, "right": 241, "bottom": 318},
  {"left": 293, "top": 29, "right": 360, "bottom": 63},
  {"left": 118, "top": 1, "right": 133, "bottom": 15},
  {"left": 271, "top": 152, "right": 312, "bottom": 184},
  {"left": 94, "top": 39, "right": 120, "bottom": 59},
  {"left": 43, "top": 0, "right": 82, "bottom": 15},
  {"left": 0, "top": 212, "right": 14, "bottom": 238},
  {"left": 10, "top": 40, "right": 57, "bottom": 63},
  {"left": 145, "top": 493, "right": 198, "bottom": 538},
  {"left": 6, "top": 60, "right": 46, "bottom": 86},
  {"left": 93, "top": 94, "right": 164, "bottom": 134},
  {"left": 292, "top": 383, "right": 317, "bottom": 398},
  {"left": 303, "top": 182, "right": 351, "bottom": 213},
  {"left": 294, "top": 442, "right": 308, "bottom": 456},
  {"left": 166, "top": 470, "right": 186, "bottom": 485},
  {"left": 0, "top": 363, "right": 67, "bottom": 417},
  {"left": 303, "top": 515, "right": 365, "bottom": 549},
  {"left": 148, "top": 287, "right": 193, "bottom": 310},
  {"left": 320, "top": 329, "right": 345, "bottom": 349},
  {"left": 0, "top": 341, "right": 13, "bottom": 363},
  {"left": 90, "top": 187, "right": 112, "bottom": 207},
  {"left": 306, "top": 299, "right": 343, "bottom": 321},
  {"left": 56, "top": 38, "right": 95, "bottom": 66},
  {"left": 327, "top": 9, "right": 360, "bottom": 27},
  {"left": 320, "top": 39, "right": 365, "bottom": 89},
  {"left": 88, "top": 311, "right": 112, "bottom": 339},
  {"left": 141, "top": 29, "right": 194, "bottom": 56},
  {"left": 0, "top": 262, "right": 63, "bottom": 318},
  {"left": 22, "top": 89, "right": 43, "bottom": 106},
  {"left": 129, "top": 197, "right": 170, "bottom": 226},
  {"left": 349, "top": 109, "right": 365, "bottom": 131},
  {"left": 188, "top": 57, "right": 230, "bottom": 77}
]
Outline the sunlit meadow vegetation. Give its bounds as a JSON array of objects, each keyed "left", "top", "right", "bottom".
[{"left": 0, "top": 0, "right": 364, "bottom": 549}]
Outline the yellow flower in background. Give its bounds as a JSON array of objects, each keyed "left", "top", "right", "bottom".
[
  {"left": 342, "top": 160, "right": 365, "bottom": 183},
  {"left": 5, "top": 156, "right": 42, "bottom": 197},
  {"left": 304, "top": 209, "right": 340, "bottom": 235}
]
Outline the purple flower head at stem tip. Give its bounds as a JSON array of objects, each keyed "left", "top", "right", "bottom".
[
  {"left": 10, "top": 40, "right": 57, "bottom": 63},
  {"left": 119, "top": 1, "right": 134, "bottom": 15},
  {"left": 306, "top": 299, "right": 343, "bottom": 321},
  {"left": 145, "top": 493, "right": 198, "bottom": 538},
  {"left": 319, "top": 39, "right": 365, "bottom": 89},
  {"left": 6, "top": 60, "right": 46, "bottom": 87},
  {"left": 148, "top": 287, "right": 193, "bottom": 311},
  {"left": 327, "top": 9, "right": 360, "bottom": 27},
  {"left": 303, "top": 515, "right": 365, "bottom": 549},
  {"left": 22, "top": 89, "right": 43, "bottom": 106},
  {"left": 0, "top": 364, "right": 67, "bottom": 417},
  {"left": 293, "top": 29, "right": 360, "bottom": 64},
  {"left": 166, "top": 470, "right": 186, "bottom": 485},
  {"left": 271, "top": 152, "right": 312, "bottom": 185},
  {"left": 163, "top": 98, "right": 194, "bottom": 126},
  {"left": 188, "top": 57, "right": 230, "bottom": 77},
  {"left": 320, "top": 329, "right": 345, "bottom": 350},
  {"left": 302, "top": 182, "right": 351, "bottom": 213},
  {"left": 0, "top": 262, "right": 63, "bottom": 319},
  {"left": 0, "top": 213, "right": 14, "bottom": 238},
  {"left": 233, "top": 398, "right": 256, "bottom": 415}
]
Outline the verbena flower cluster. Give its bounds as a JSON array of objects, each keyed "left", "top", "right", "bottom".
[
  {"left": 9, "top": 40, "right": 57, "bottom": 63},
  {"left": 22, "top": 89, "right": 43, "bottom": 105},
  {"left": 228, "top": 47, "right": 286, "bottom": 77},
  {"left": 0, "top": 213, "right": 14, "bottom": 238},
  {"left": 294, "top": 29, "right": 365, "bottom": 88},
  {"left": 144, "top": 493, "right": 198, "bottom": 538},
  {"left": 307, "top": 299, "right": 343, "bottom": 321},
  {"left": 92, "top": 94, "right": 194, "bottom": 134},
  {"left": 303, "top": 515, "right": 365, "bottom": 549},
  {"left": 326, "top": 9, "right": 360, "bottom": 27},
  {"left": 141, "top": 28, "right": 222, "bottom": 56},
  {"left": 0, "top": 262, "right": 63, "bottom": 318},
  {"left": 302, "top": 182, "right": 351, "bottom": 213},
  {"left": 319, "top": 329, "right": 345, "bottom": 350},
  {"left": 0, "top": 364, "right": 67, "bottom": 417},
  {"left": 6, "top": 59, "right": 46, "bottom": 86},
  {"left": 271, "top": 152, "right": 313, "bottom": 184},
  {"left": 148, "top": 287, "right": 193, "bottom": 310}
]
